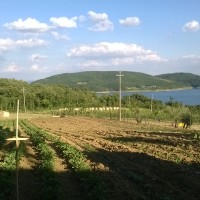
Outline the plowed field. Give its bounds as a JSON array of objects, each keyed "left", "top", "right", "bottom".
[{"left": 27, "top": 116, "right": 200, "bottom": 200}]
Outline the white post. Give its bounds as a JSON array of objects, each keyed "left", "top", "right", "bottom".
[
  {"left": 116, "top": 71, "right": 124, "bottom": 121},
  {"left": 151, "top": 94, "right": 153, "bottom": 112},
  {"left": 7, "top": 100, "right": 29, "bottom": 200},
  {"left": 16, "top": 99, "right": 19, "bottom": 139}
]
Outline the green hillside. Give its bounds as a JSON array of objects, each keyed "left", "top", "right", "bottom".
[
  {"left": 156, "top": 73, "right": 200, "bottom": 88},
  {"left": 31, "top": 71, "right": 191, "bottom": 91}
]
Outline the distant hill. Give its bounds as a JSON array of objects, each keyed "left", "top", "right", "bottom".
[
  {"left": 156, "top": 73, "right": 200, "bottom": 88},
  {"left": 31, "top": 71, "right": 193, "bottom": 91}
]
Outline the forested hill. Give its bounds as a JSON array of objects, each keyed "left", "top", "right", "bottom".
[
  {"left": 155, "top": 73, "right": 200, "bottom": 88},
  {"left": 31, "top": 71, "right": 191, "bottom": 91}
]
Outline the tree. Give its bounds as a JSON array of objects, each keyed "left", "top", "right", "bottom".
[{"left": 180, "top": 112, "right": 192, "bottom": 129}]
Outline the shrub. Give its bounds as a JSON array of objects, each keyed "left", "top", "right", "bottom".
[{"left": 180, "top": 112, "right": 192, "bottom": 129}]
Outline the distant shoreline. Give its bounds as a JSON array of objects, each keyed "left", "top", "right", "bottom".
[{"left": 96, "top": 87, "right": 193, "bottom": 94}]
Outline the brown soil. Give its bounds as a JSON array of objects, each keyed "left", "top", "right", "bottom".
[
  {"left": 16, "top": 127, "right": 85, "bottom": 200},
  {"left": 27, "top": 116, "right": 200, "bottom": 200}
]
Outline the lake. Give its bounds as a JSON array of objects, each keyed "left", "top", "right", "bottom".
[{"left": 121, "top": 89, "right": 200, "bottom": 106}]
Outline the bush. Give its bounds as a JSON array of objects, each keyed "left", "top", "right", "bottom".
[{"left": 180, "top": 112, "right": 192, "bottom": 129}]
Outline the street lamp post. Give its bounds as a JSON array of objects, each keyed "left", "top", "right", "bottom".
[{"left": 116, "top": 71, "right": 124, "bottom": 121}]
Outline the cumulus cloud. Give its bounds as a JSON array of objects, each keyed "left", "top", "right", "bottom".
[
  {"left": 0, "top": 38, "right": 15, "bottom": 52},
  {"left": 67, "top": 42, "right": 162, "bottom": 59},
  {"left": 67, "top": 42, "right": 165, "bottom": 69},
  {"left": 30, "top": 54, "right": 48, "bottom": 61},
  {"left": 87, "top": 11, "right": 113, "bottom": 31},
  {"left": 112, "top": 57, "right": 135, "bottom": 66},
  {"left": 183, "top": 20, "right": 200, "bottom": 32},
  {"left": 50, "top": 17, "right": 77, "bottom": 28},
  {"left": 119, "top": 17, "right": 141, "bottom": 27},
  {"left": 88, "top": 11, "right": 108, "bottom": 22},
  {"left": 51, "top": 31, "right": 70, "bottom": 40},
  {"left": 0, "top": 38, "right": 47, "bottom": 52},
  {"left": 4, "top": 18, "right": 50, "bottom": 33}
]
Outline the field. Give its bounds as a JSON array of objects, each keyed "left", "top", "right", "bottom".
[{"left": 0, "top": 115, "right": 200, "bottom": 200}]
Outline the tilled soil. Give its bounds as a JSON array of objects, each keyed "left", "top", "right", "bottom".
[
  {"left": 26, "top": 116, "right": 200, "bottom": 200},
  {"left": 16, "top": 127, "right": 86, "bottom": 200}
]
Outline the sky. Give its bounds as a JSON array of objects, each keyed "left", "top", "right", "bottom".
[{"left": 0, "top": 0, "right": 200, "bottom": 81}]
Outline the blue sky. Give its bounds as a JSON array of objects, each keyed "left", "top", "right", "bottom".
[{"left": 0, "top": 0, "right": 200, "bottom": 81}]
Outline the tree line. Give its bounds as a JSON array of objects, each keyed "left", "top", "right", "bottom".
[{"left": 0, "top": 78, "right": 199, "bottom": 127}]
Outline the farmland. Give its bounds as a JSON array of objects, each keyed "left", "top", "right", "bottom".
[{"left": 0, "top": 115, "right": 200, "bottom": 200}]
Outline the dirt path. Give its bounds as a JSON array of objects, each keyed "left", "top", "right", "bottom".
[
  {"left": 52, "top": 148, "right": 86, "bottom": 200},
  {"left": 18, "top": 129, "right": 41, "bottom": 200}
]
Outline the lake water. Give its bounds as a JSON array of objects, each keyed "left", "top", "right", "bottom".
[{"left": 120, "top": 89, "right": 200, "bottom": 106}]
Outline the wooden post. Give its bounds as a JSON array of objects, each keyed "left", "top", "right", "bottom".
[{"left": 7, "top": 99, "right": 29, "bottom": 200}]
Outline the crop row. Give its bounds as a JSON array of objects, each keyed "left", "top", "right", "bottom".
[
  {"left": 19, "top": 120, "right": 105, "bottom": 200},
  {"left": 0, "top": 120, "right": 25, "bottom": 200},
  {"left": 108, "top": 135, "right": 200, "bottom": 164},
  {"left": 19, "top": 120, "right": 61, "bottom": 200},
  {"left": 0, "top": 120, "right": 15, "bottom": 148}
]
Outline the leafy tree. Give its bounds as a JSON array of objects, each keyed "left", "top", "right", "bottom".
[{"left": 180, "top": 112, "right": 192, "bottom": 129}]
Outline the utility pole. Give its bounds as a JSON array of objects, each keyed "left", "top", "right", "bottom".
[
  {"left": 22, "top": 87, "right": 26, "bottom": 113},
  {"left": 151, "top": 94, "right": 153, "bottom": 112},
  {"left": 116, "top": 71, "right": 124, "bottom": 121}
]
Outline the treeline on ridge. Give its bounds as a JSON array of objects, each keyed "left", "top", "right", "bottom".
[
  {"left": 1, "top": 78, "right": 200, "bottom": 126},
  {"left": 32, "top": 71, "right": 197, "bottom": 91},
  {"left": 156, "top": 72, "right": 200, "bottom": 88},
  {"left": 0, "top": 78, "right": 97, "bottom": 112},
  {"left": 0, "top": 78, "right": 183, "bottom": 112}
]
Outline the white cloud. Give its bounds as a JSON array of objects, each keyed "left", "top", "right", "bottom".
[
  {"left": 67, "top": 42, "right": 163, "bottom": 60},
  {"left": 77, "top": 60, "right": 106, "bottom": 69},
  {"left": 30, "top": 64, "right": 39, "bottom": 71},
  {"left": 78, "top": 15, "right": 87, "bottom": 22},
  {"left": 0, "top": 38, "right": 47, "bottom": 52},
  {"left": 4, "top": 18, "right": 50, "bottom": 33},
  {"left": 182, "top": 54, "right": 200, "bottom": 59},
  {"left": 112, "top": 54, "right": 164, "bottom": 66},
  {"left": 15, "top": 38, "right": 47, "bottom": 48},
  {"left": 30, "top": 54, "right": 48, "bottom": 61},
  {"left": 67, "top": 42, "right": 165, "bottom": 70},
  {"left": 50, "top": 17, "right": 77, "bottom": 28},
  {"left": 88, "top": 11, "right": 108, "bottom": 22},
  {"left": 183, "top": 20, "right": 200, "bottom": 32},
  {"left": 181, "top": 54, "right": 200, "bottom": 64},
  {"left": 2, "top": 63, "right": 22, "bottom": 72},
  {"left": 87, "top": 11, "right": 113, "bottom": 31},
  {"left": 0, "top": 38, "right": 15, "bottom": 51},
  {"left": 30, "top": 64, "right": 48, "bottom": 72},
  {"left": 119, "top": 17, "right": 141, "bottom": 26},
  {"left": 112, "top": 57, "right": 135, "bottom": 66},
  {"left": 51, "top": 31, "right": 70, "bottom": 40},
  {"left": 137, "top": 54, "right": 164, "bottom": 62}
]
